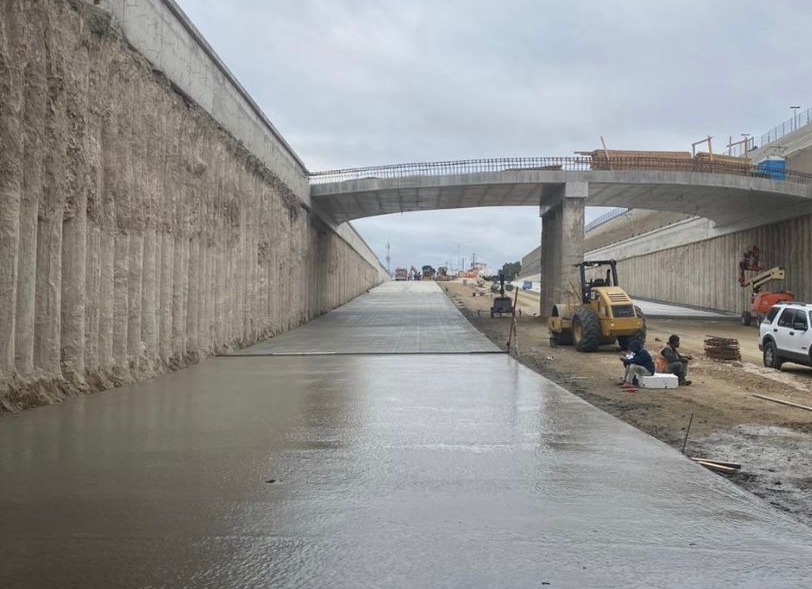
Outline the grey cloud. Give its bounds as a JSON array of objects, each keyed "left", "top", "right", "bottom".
[{"left": 178, "top": 0, "right": 812, "bottom": 270}]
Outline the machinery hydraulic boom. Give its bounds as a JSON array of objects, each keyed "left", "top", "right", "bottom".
[
  {"left": 741, "top": 266, "right": 785, "bottom": 293},
  {"left": 739, "top": 265, "right": 794, "bottom": 326}
]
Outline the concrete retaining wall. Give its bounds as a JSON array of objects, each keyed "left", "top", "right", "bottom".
[
  {"left": 520, "top": 245, "right": 541, "bottom": 281},
  {"left": 0, "top": 0, "right": 383, "bottom": 413},
  {"left": 585, "top": 210, "right": 692, "bottom": 252},
  {"left": 595, "top": 214, "right": 812, "bottom": 313},
  {"left": 96, "top": 0, "right": 310, "bottom": 200}
]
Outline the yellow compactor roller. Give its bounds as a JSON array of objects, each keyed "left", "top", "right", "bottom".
[{"left": 548, "top": 260, "right": 646, "bottom": 352}]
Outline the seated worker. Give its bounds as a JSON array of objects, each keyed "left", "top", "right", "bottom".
[
  {"left": 660, "top": 334, "right": 692, "bottom": 386},
  {"left": 620, "top": 340, "right": 654, "bottom": 387}
]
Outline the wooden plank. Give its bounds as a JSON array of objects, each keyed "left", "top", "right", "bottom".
[
  {"left": 752, "top": 394, "right": 812, "bottom": 412},
  {"left": 695, "top": 460, "right": 739, "bottom": 474},
  {"left": 690, "top": 457, "right": 741, "bottom": 469}
]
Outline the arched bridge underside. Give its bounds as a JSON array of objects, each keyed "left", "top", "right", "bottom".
[
  {"left": 310, "top": 154, "right": 812, "bottom": 225},
  {"left": 310, "top": 158, "right": 812, "bottom": 316},
  {"left": 311, "top": 163, "right": 812, "bottom": 228}
]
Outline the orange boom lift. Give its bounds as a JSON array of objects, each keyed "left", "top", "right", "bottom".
[{"left": 738, "top": 246, "right": 794, "bottom": 326}]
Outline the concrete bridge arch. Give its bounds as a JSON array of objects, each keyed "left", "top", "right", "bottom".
[{"left": 310, "top": 158, "right": 812, "bottom": 314}]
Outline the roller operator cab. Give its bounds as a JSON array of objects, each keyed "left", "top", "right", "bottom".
[{"left": 548, "top": 260, "right": 646, "bottom": 352}]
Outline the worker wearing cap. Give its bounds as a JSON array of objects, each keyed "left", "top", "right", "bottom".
[{"left": 661, "top": 335, "right": 692, "bottom": 386}]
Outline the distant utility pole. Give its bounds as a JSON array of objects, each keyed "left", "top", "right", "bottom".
[{"left": 385, "top": 241, "right": 391, "bottom": 275}]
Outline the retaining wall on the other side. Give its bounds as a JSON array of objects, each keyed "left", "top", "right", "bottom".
[{"left": 602, "top": 214, "right": 812, "bottom": 314}]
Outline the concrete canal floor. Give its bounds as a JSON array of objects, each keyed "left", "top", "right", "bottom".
[{"left": 1, "top": 282, "right": 810, "bottom": 588}]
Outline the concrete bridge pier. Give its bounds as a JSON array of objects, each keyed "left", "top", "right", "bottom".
[{"left": 539, "top": 182, "right": 587, "bottom": 317}]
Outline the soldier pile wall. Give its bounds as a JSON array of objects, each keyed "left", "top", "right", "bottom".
[{"left": 0, "top": 0, "right": 383, "bottom": 412}]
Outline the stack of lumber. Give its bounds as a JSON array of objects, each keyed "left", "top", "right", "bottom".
[
  {"left": 580, "top": 148, "right": 756, "bottom": 175},
  {"left": 693, "top": 152, "right": 750, "bottom": 174},
  {"left": 704, "top": 335, "right": 741, "bottom": 361},
  {"left": 586, "top": 149, "right": 694, "bottom": 171}
]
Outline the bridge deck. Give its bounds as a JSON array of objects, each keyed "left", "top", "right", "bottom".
[{"left": 310, "top": 162, "right": 812, "bottom": 226}]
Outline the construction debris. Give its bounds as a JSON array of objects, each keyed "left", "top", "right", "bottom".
[{"left": 704, "top": 335, "right": 741, "bottom": 361}]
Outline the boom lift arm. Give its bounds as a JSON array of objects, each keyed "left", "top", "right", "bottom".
[
  {"left": 738, "top": 265, "right": 794, "bottom": 326},
  {"left": 741, "top": 266, "right": 785, "bottom": 293}
]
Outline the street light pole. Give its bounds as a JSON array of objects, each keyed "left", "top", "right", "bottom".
[{"left": 790, "top": 105, "right": 801, "bottom": 131}]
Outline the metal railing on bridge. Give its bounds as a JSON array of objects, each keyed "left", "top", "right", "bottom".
[
  {"left": 309, "top": 156, "right": 812, "bottom": 185},
  {"left": 760, "top": 107, "right": 812, "bottom": 149},
  {"left": 584, "top": 207, "right": 628, "bottom": 233},
  {"left": 309, "top": 157, "right": 591, "bottom": 183}
]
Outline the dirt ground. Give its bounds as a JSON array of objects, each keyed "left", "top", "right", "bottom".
[{"left": 444, "top": 281, "right": 812, "bottom": 527}]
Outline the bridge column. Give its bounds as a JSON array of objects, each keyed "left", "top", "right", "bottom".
[{"left": 539, "top": 182, "right": 586, "bottom": 317}]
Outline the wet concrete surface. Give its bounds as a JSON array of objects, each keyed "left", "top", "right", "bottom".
[
  {"left": 233, "top": 281, "right": 499, "bottom": 355},
  {"left": 2, "top": 282, "right": 811, "bottom": 588}
]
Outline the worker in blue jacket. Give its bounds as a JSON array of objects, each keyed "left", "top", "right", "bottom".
[{"left": 620, "top": 340, "right": 654, "bottom": 387}]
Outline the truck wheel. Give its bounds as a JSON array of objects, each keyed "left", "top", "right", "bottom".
[
  {"left": 573, "top": 307, "right": 601, "bottom": 352},
  {"left": 763, "top": 340, "right": 783, "bottom": 370},
  {"left": 633, "top": 305, "right": 647, "bottom": 346},
  {"left": 741, "top": 311, "right": 752, "bottom": 326}
]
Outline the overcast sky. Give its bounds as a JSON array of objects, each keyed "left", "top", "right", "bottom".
[{"left": 177, "top": 0, "right": 811, "bottom": 273}]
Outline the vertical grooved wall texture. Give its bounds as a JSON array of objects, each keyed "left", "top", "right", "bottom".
[
  {"left": 615, "top": 213, "right": 812, "bottom": 313},
  {"left": 0, "top": 0, "right": 382, "bottom": 413}
]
